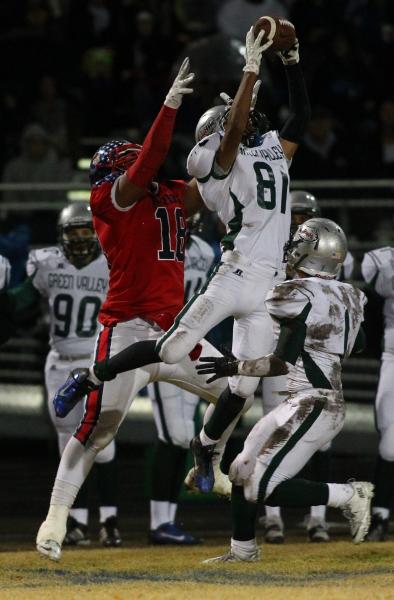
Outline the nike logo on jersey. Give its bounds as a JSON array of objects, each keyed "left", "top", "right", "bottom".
[{"left": 233, "top": 269, "right": 243, "bottom": 277}]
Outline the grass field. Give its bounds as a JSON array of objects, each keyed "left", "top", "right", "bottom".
[{"left": 1, "top": 538, "right": 394, "bottom": 600}]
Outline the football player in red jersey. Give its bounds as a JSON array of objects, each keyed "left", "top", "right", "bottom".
[{"left": 37, "top": 59, "right": 251, "bottom": 561}]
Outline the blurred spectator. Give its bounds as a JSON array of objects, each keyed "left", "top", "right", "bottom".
[
  {"left": 80, "top": 47, "right": 116, "bottom": 135},
  {"left": 217, "top": 0, "right": 288, "bottom": 41},
  {"left": 31, "top": 76, "right": 68, "bottom": 154},
  {"left": 378, "top": 99, "right": 394, "bottom": 173},
  {"left": 0, "top": 218, "right": 30, "bottom": 286},
  {"left": 292, "top": 108, "right": 352, "bottom": 179},
  {"left": 2, "top": 123, "right": 71, "bottom": 205}
]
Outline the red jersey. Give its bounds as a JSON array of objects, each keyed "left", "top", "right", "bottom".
[{"left": 91, "top": 175, "right": 187, "bottom": 329}]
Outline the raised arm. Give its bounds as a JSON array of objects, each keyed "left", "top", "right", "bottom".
[
  {"left": 115, "top": 58, "right": 195, "bottom": 208},
  {"left": 277, "top": 40, "right": 311, "bottom": 160},
  {"left": 215, "top": 28, "right": 272, "bottom": 173}
]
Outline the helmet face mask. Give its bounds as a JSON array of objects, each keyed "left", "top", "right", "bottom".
[
  {"left": 89, "top": 140, "right": 142, "bottom": 185},
  {"left": 287, "top": 218, "right": 347, "bottom": 279},
  {"left": 58, "top": 202, "right": 100, "bottom": 268}
]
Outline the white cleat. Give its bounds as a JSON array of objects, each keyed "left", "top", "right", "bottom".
[
  {"left": 202, "top": 548, "right": 261, "bottom": 564},
  {"left": 184, "top": 465, "right": 231, "bottom": 497},
  {"left": 36, "top": 539, "right": 62, "bottom": 561},
  {"left": 342, "top": 481, "right": 374, "bottom": 544}
]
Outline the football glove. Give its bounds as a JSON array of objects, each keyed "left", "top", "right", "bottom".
[
  {"left": 243, "top": 26, "right": 273, "bottom": 75},
  {"left": 164, "top": 57, "right": 195, "bottom": 109},
  {"left": 196, "top": 355, "right": 240, "bottom": 383},
  {"left": 276, "top": 39, "right": 300, "bottom": 66}
]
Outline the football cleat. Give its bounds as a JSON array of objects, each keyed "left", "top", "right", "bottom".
[
  {"left": 190, "top": 436, "right": 216, "bottom": 494},
  {"left": 36, "top": 539, "right": 62, "bottom": 561},
  {"left": 306, "top": 516, "right": 330, "bottom": 543},
  {"left": 36, "top": 516, "right": 67, "bottom": 561},
  {"left": 184, "top": 463, "right": 232, "bottom": 497},
  {"left": 202, "top": 547, "right": 261, "bottom": 564},
  {"left": 63, "top": 517, "right": 90, "bottom": 546},
  {"left": 342, "top": 481, "right": 374, "bottom": 543},
  {"left": 260, "top": 515, "right": 285, "bottom": 544},
  {"left": 366, "top": 513, "right": 389, "bottom": 542},
  {"left": 53, "top": 368, "right": 99, "bottom": 418},
  {"left": 99, "top": 516, "right": 122, "bottom": 547},
  {"left": 149, "top": 522, "right": 202, "bottom": 545}
]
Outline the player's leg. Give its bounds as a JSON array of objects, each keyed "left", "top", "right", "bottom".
[
  {"left": 148, "top": 381, "right": 201, "bottom": 544},
  {"left": 367, "top": 351, "right": 394, "bottom": 541},
  {"left": 37, "top": 322, "right": 155, "bottom": 560},
  {"left": 94, "top": 439, "right": 122, "bottom": 547},
  {"left": 306, "top": 441, "right": 331, "bottom": 542}
]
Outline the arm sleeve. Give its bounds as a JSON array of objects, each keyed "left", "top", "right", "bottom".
[
  {"left": 126, "top": 105, "right": 177, "bottom": 189},
  {"left": 279, "top": 64, "right": 311, "bottom": 144},
  {"left": 361, "top": 250, "right": 393, "bottom": 298}
]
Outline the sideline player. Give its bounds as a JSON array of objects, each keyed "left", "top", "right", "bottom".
[
  {"left": 196, "top": 218, "right": 374, "bottom": 562},
  {"left": 65, "top": 25, "right": 311, "bottom": 496},
  {"left": 262, "top": 190, "right": 355, "bottom": 543},
  {"left": 0, "top": 202, "right": 121, "bottom": 546},
  {"left": 148, "top": 220, "right": 215, "bottom": 544},
  {"left": 362, "top": 246, "right": 394, "bottom": 540},
  {"left": 36, "top": 59, "right": 248, "bottom": 561}
]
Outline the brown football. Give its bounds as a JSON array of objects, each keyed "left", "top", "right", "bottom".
[{"left": 253, "top": 16, "right": 296, "bottom": 51}]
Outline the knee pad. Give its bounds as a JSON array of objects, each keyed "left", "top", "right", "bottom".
[
  {"left": 229, "top": 375, "right": 260, "bottom": 399},
  {"left": 94, "top": 439, "right": 116, "bottom": 463},
  {"left": 379, "top": 424, "right": 394, "bottom": 461}
]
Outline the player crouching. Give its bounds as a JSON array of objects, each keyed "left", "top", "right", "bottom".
[{"left": 196, "top": 218, "right": 374, "bottom": 562}]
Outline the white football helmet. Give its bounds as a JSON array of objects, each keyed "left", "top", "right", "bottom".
[
  {"left": 287, "top": 218, "right": 347, "bottom": 279},
  {"left": 194, "top": 106, "right": 227, "bottom": 143}
]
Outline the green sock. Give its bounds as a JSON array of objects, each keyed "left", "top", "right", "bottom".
[
  {"left": 264, "top": 478, "right": 329, "bottom": 507},
  {"left": 232, "top": 484, "right": 258, "bottom": 541}
]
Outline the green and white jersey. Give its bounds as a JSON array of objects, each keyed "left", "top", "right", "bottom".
[
  {"left": 27, "top": 247, "right": 109, "bottom": 357},
  {"left": 187, "top": 131, "right": 291, "bottom": 270},
  {"left": 0, "top": 254, "right": 11, "bottom": 290},
  {"left": 362, "top": 247, "right": 394, "bottom": 352},
  {"left": 265, "top": 277, "right": 366, "bottom": 394},
  {"left": 184, "top": 235, "right": 215, "bottom": 302}
]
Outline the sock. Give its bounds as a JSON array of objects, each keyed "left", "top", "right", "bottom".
[
  {"left": 95, "top": 340, "right": 161, "bottom": 381},
  {"left": 96, "top": 458, "right": 119, "bottom": 507},
  {"left": 69, "top": 508, "right": 88, "bottom": 525},
  {"left": 169, "top": 502, "right": 177, "bottom": 523},
  {"left": 310, "top": 505, "right": 327, "bottom": 519},
  {"left": 150, "top": 500, "right": 171, "bottom": 530},
  {"left": 200, "top": 428, "right": 219, "bottom": 447},
  {"left": 310, "top": 449, "right": 331, "bottom": 482},
  {"left": 232, "top": 484, "right": 258, "bottom": 541},
  {"left": 265, "top": 505, "right": 281, "bottom": 519},
  {"left": 372, "top": 456, "right": 394, "bottom": 509},
  {"left": 204, "top": 387, "right": 246, "bottom": 440},
  {"left": 265, "top": 479, "right": 329, "bottom": 507},
  {"left": 51, "top": 437, "right": 98, "bottom": 507},
  {"left": 327, "top": 483, "right": 354, "bottom": 507},
  {"left": 169, "top": 447, "right": 188, "bottom": 503},
  {"left": 372, "top": 506, "right": 390, "bottom": 520},
  {"left": 99, "top": 506, "right": 117, "bottom": 523},
  {"left": 231, "top": 537, "right": 258, "bottom": 558}
]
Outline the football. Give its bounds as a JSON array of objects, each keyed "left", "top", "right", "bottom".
[{"left": 253, "top": 16, "right": 296, "bottom": 51}]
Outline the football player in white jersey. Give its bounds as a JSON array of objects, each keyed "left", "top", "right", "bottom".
[
  {"left": 0, "top": 254, "right": 11, "bottom": 290},
  {"left": 262, "top": 190, "right": 355, "bottom": 543},
  {"left": 72, "top": 25, "right": 311, "bottom": 495},
  {"left": 362, "top": 246, "right": 394, "bottom": 540},
  {"left": 196, "top": 218, "right": 374, "bottom": 563},
  {"left": 0, "top": 203, "right": 121, "bottom": 547},
  {"left": 148, "top": 219, "right": 215, "bottom": 544}
]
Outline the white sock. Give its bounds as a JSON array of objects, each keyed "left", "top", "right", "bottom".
[
  {"left": 89, "top": 366, "right": 103, "bottom": 385},
  {"left": 200, "top": 428, "right": 219, "bottom": 446},
  {"left": 265, "top": 505, "right": 281, "bottom": 519},
  {"left": 99, "top": 506, "right": 117, "bottom": 523},
  {"left": 327, "top": 483, "right": 354, "bottom": 508},
  {"left": 231, "top": 537, "right": 257, "bottom": 558},
  {"left": 310, "top": 505, "right": 326, "bottom": 520},
  {"left": 51, "top": 437, "right": 98, "bottom": 506},
  {"left": 69, "top": 508, "right": 88, "bottom": 525},
  {"left": 169, "top": 502, "right": 177, "bottom": 523},
  {"left": 150, "top": 500, "right": 170, "bottom": 530},
  {"left": 372, "top": 507, "right": 390, "bottom": 520}
]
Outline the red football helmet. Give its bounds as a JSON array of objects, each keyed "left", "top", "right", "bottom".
[{"left": 89, "top": 140, "right": 142, "bottom": 185}]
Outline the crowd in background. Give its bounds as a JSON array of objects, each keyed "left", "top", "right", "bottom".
[{"left": 0, "top": 0, "right": 393, "bottom": 251}]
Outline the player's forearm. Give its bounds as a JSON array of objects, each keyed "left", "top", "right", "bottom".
[
  {"left": 237, "top": 353, "right": 289, "bottom": 377},
  {"left": 280, "top": 64, "right": 311, "bottom": 143},
  {"left": 216, "top": 72, "right": 257, "bottom": 171},
  {"left": 126, "top": 105, "right": 177, "bottom": 189}
]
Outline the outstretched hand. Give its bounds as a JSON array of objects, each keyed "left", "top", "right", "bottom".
[
  {"left": 195, "top": 355, "right": 240, "bottom": 383},
  {"left": 164, "top": 57, "right": 195, "bottom": 109},
  {"left": 243, "top": 26, "right": 273, "bottom": 74},
  {"left": 276, "top": 39, "right": 300, "bottom": 65}
]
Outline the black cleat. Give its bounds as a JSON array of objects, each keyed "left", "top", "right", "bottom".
[
  {"left": 366, "top": 513, "right": 389, "bottom": 542},
  {"left": 63, "top": 517, "right": 90, "bottom": 546},
  {"left": 99, "top": 516, "right": 122, "bottom": 547},
  {"left": 190, "top": 436, "right": 216, "bottom": 493}
]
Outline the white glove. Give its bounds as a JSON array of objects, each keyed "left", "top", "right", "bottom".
[
  {"left": 243, "top": 26, "right": 273, "bottom": 74},
  {"left": 276, "top": 39, "right": 300, "bottom": 65},
  {"left": 164, "top": 57, "right": 195, "bottom": 109}
]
